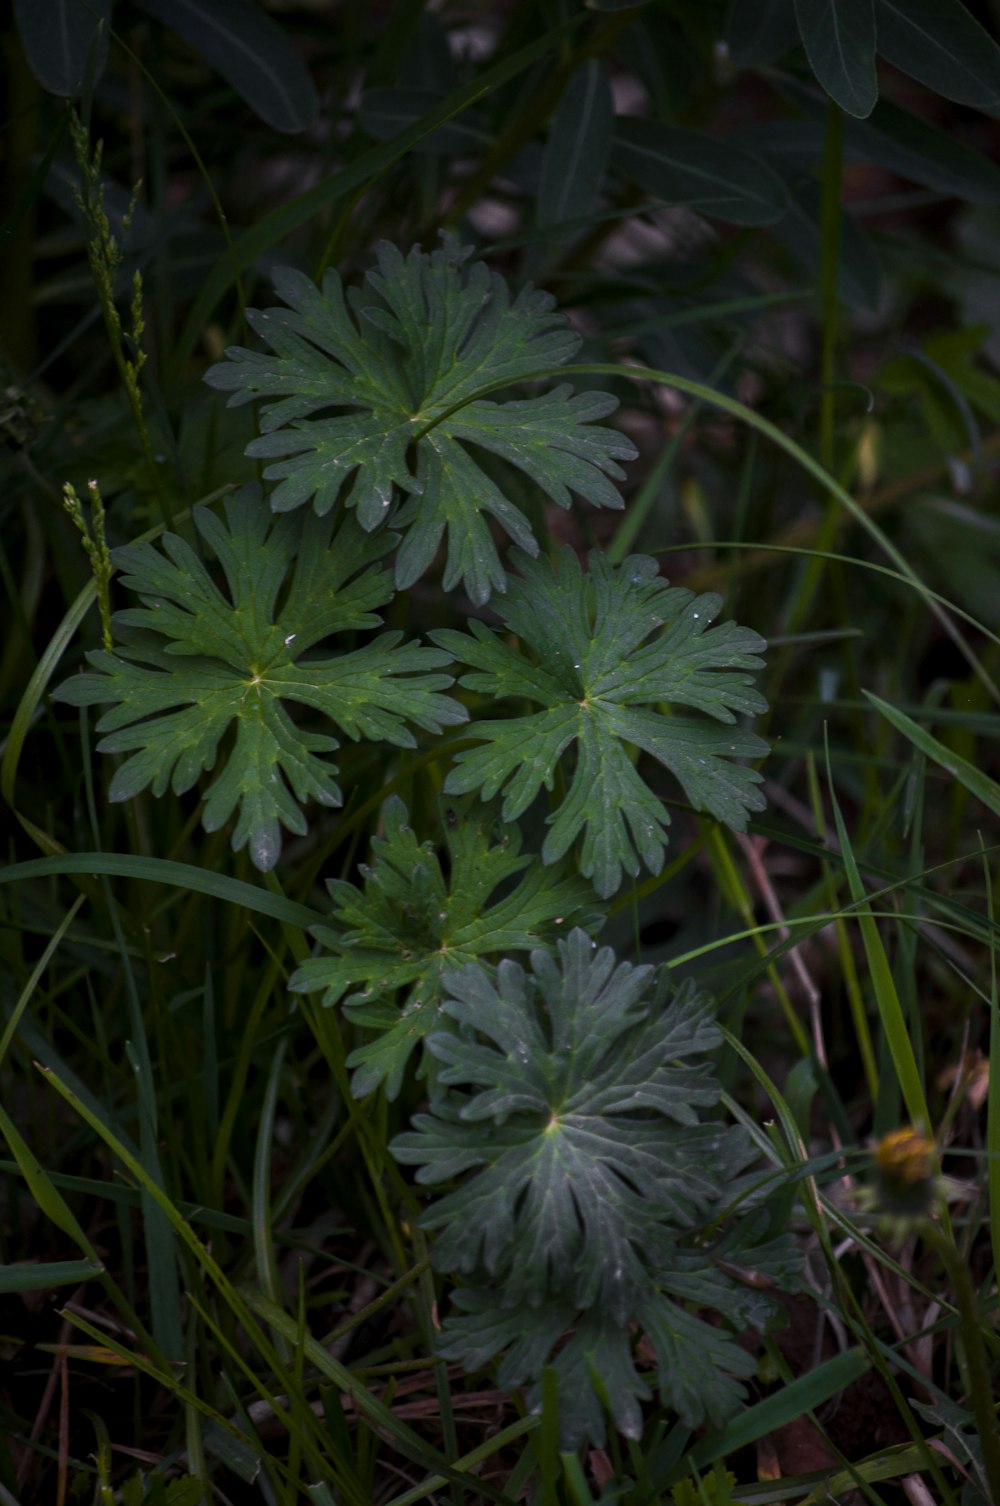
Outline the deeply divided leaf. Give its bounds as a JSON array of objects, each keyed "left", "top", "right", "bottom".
[
  {"left": 203, "top": 238, "right": 637, "bottom": 604},
  {"left": 54, "top": 488, "right": 466, "bottom": 870},
  {"left": 289, "top": 796, "right": 602, "bottom": 1098},
  {"left": 392, "top": 930, "right": 798, "bottom": 1448},
  {"left": 433, "top": 548, "right": 768, "bottom": 897}
]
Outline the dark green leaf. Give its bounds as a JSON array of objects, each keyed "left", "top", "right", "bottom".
[
  {"left": 358, "top": 88, "right": 492, "bottom": 154},
  {"left": 873, "top": 0, "right": 1000, "bottom": 110},
  {"left": 205, "top": 240, "right": 635, "bottom": 604},
  {"left": 611, "top": 118, "right": 788, "bottom": 226},
  {"left": 393, "top": 931, "right": 797, "bottom": 1448},
  {"left": 433, "top": 548, "right": 768, "bottom": 898},
  {"left": 14, "top": 0, "right": 111, "bottom": 96},
  {"left": 779, "top": 81, "right": 1000, "bottom": 203},
  {"left": 725, "top": 0, "right": 798, "bottom": 66},
  {"left": 289, "top": 796, "right": 601, "bottom": 1098},
  {"left": 133, "top": 0, "right": 319, "bottom": 132},
  {"left": 0, "top": 1258, "right": 103, "bottom": 1294},
  {"left": 538, "top": 61, "right": 613, "bottom": 233},
  {"left": 54, "top": 489, "right": 465, "bottom": 870},
  {"left": 795, "top": 0, "right": 878, "bottom": 118},
  {"left": 850, "top": 98, "right": 1000, "bottom": 202}
]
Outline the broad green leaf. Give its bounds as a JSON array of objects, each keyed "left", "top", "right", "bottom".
[
  {"left": 611, "top": 118, "right": 788, "bottom": 227},
  {"left": 538, "top": 61, "right": 613, "bottom": 233},
  {"left": 725, "top": 0, "right": 798, "bottom": 66},
  {"left": 795, "top": 0, "right": 878, "bottom": 118},
  {"left": 204, "top": 240, "right": 635, "bottom": 605},
  {"left": 54, "top": 489, "right": 465, "bottom": 870},
  {"left": 290, "top": 796, "right": 601, "bottom": 1098},
  {"left": 133, "top": 0, "right": 319, "bottom": 132},
  {"left": 433, "top": 548, "right": 768, "bottom": 898},
  {"left": 393, "top": 930, "right": 798, "bottom": 1448},
  {"left": 910, "top": 1398, "right": 991, "bottom": 1505},
  {"left": 874, "top": 0, "right": 1000, "bottom": 110},
  {"left": 779, "top": 81, "right": 1000, "bottom": 203},
  {"left": 850, "top": 98, "right": 1000, "bottom": 202},
  {"left": 13, "top": 0, "right": 110, "bottom": 96}
]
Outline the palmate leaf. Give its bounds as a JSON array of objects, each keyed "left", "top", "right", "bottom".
[
  {"left": 394, "top": 931, "right": 731, "bottom": 1311},
  {"left": 54, "top": 489, "right": 466, "bottom": 870},
  {"left": 203, "top": 238, "right": 637, "bottom": 605},
  {"left": 289, "top": 796, "right": 601, "bottom": 1098},
  {"left": 392, "top": 930, "right": 797, "bottom": 1448},
  {"left": 432, "top": 548, "right": 768, "bottom": 897}
]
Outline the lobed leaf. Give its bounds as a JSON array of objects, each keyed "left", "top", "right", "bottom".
[
  {"left": 204, "top": 239, "right": 636, "bottom": 603},
  {"left": 433, "top": 548, "right": 768, "bottom": 897},
  {"left": 393, "top": 930, "right": 797, "bottom": 1448},
  {"left": 54, "top": 488, "right": 466, "bottom": 870},
  {"left": 289, "top": 796, "right": 601, "bottom": 1098}
]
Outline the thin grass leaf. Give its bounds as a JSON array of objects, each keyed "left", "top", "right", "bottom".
[
  {"left": 824, "top": 732, "right": 931, "bottom": 1132},
  {"left": 864, "top": 691, "right": 1000, "bottom": 819},
  {"left": 0, "top": 1101, "right": 96, "bottom": 1254},
  {"left": 0, "top": 855, "right": 321, "bottom": 927},
  {"left": 252, "top": 1037, "right": 291, "bottom": 1363},
  {"left": 667, "top": 1348, "right": 872, "bottom": 1485},
  {"left": 0, "top": 896, "right": 84, "bottom": 1068},
  {"left": 242, "top": 1292, "right": 519, "bottom": 1504},
  {"left": 0, "top": 1258, "right": 103, "bottom": 1294}
]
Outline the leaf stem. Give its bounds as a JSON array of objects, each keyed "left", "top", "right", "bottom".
[{"left": 922, "top": 1221, "right": 1000, "bottom": 1503}]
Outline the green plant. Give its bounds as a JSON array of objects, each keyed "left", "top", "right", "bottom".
[
  {"left": 203, "top": 238, "right": 637, "bottom": 603},
  {"left": 54, "top": 490, "right": 466, "bottom": 870},
  {"left": 392, "top": 928, "right": 798, "bottom": 1448},
  {"left": 288, "top": 794, "right": 601, "bottom": 1099},
  {"left": 50, "top": 237, "right": 784, "bottom": 1449}
]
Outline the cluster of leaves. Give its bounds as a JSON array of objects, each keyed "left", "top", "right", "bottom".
[
  {"left": 729, "top": 0, "right": 1000, "bottom": 120},
  {"left": 391, "top": 928, "right": 798, "bottom": 1448},
  {"left": 289, "top": 795, "right": 602, "bottom": 1098},
  {"left": 58, "top": 240, "right": 768, "bottom": 886},
  {"left": 15, "top": 0, "right": 318, "bottom": 130},
  {"left": 53, "top": 237, "right": 780, "bottom": 1445}
]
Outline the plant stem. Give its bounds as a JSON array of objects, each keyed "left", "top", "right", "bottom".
[{"left": 925, "top": 1222, "right": 1000, "bottom": 1503}]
